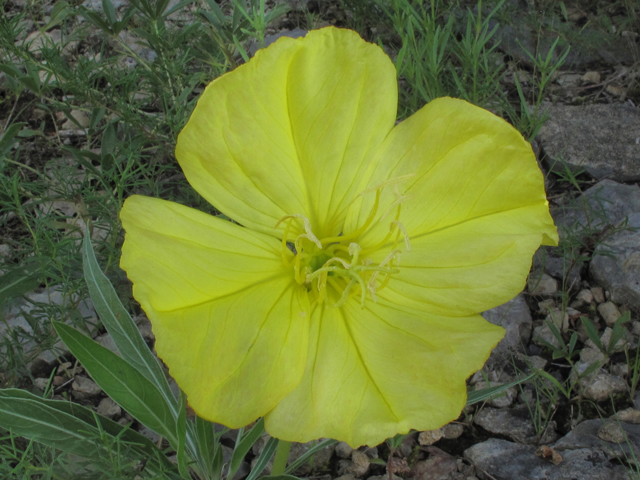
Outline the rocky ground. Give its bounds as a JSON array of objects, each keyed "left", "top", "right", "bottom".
[{"left": 1, "top": 0, "right": 640, "bottom": 479}]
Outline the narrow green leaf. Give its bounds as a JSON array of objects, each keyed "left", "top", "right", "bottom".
[
  {"left": 536, "top": 370, "right": 570, "bottom": 399},
  {"left": 467, "top": 373, "right": 535, "bottom": 405},
  {"left": 194, "top": 415, "right": 219, "bottom": 476},
  {"left": 0, "top": 388, "right": 172, "bottom": 474},
  {"left": 284, "top": 438, "right": 337, "bottom": 475},
  {"left": 581, "top": 316, "right": 604, "bottom": 352},
  {"left": 53, "top": 322, "right": 178, "bottom": 447},
  {"left": 246, "top": 437, "right": 278, "bottom": 480},
  {"left": 82, "top": 235, "right": 177, "bottom": 411},
  {"left": 176, "top": 390, "right": 189, "bottom": 479},
  {"left": 229, "top": 418, "right": 265, "bottom": 478},
  {"left": 608, "top": 311, "right": 631, "bottom": 354}
]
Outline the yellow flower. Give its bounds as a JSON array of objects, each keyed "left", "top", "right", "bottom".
[{"left": 120, "top": 27, "right": 558, "bottom": 447}]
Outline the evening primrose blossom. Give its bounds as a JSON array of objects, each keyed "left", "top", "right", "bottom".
[{"left": 120, "top": 27, "right": 558, "bottom": 447}]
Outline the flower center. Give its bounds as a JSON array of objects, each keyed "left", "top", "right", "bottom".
[{"left": 275, "top": 176, "right": 413, "bottom": 308}]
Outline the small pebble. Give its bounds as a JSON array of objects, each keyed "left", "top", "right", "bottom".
[
  {"left": 581, "top": 71, "right": 601, "bottom": 84},
  {"left": 335, "top": 441, "right": 353, "bottom": 459},
  {"left": 443, "top": 423, "right": 464, "bottom": 439},
  {"left": 418, "top": 428, "right": 443, "bottom": 445},
  {"left": 528, "top": 273, "right": 558, "bottom": 296},
  {"left": 598, "top": 421, "right": 626, "bottom": 443},
  {"left": 598, "top": 301, "right": 621, "bottom": 327},
  {"left": 591, "top": 287, "right": 606, "bottom": 304},
  {"left": 613, "top": 408, "right": 640, "bottom": 424}
]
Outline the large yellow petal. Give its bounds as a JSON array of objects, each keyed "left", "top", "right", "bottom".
[
  {"left": 373, "top": 205, "right": 554, "bottom": 316},
  {"left": 176, "top": 27, "right": 397, "bottom": 239},
  {"left": 120, "top": 195, "right": 309, "bottom": 427},
  {"left": 264, "top": 298, "right": 504, "bottom": 447},
  {"left": 345, "top": 97, "right": 558, "bottom": 247}
]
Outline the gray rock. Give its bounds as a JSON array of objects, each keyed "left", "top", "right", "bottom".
[
  {"left": 96, "top": 397, "right": 121, "bottom": 419},
  {"left": 552, "top": 180, "right": 640, "bottom": 259},
  {"left": 482, "top": 294, "right": 532, "bottom": 359},
  {"left": 465, "top": 438, "right": 629, "bottom": 480},
  {"left": 590, "top": 212, "right": 640, "bottom": 312},
  {"left": 336, "top": 441, "right": 354, "bottom": 458},
  {"left": 527, "top": 272, "right": 558, "bottom": 295},
  {"left": 71, "top": 376, "right": 102, "bottom": 399},
  {"left": 539, "top": 103, "right": 640, "bottom": 182},
  {"left": 474, "top": 406, "right": 557, "bottom": 445},
  {"left": 532, "top": 247, "right": 582, "bottom": 291},
  {"left": 580, "top": 372, "right": 627, "bottom": 402},
  {"left": 555, "top": 419, "right": 640, "bottom": 460}
]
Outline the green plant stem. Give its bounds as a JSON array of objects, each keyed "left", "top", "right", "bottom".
[{"left": 271, "top": 439, "right": 292, "bottom": 476}]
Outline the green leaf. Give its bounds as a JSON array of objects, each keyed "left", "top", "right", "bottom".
[
  {"left": 229, "top": 418, "right": 265, "bottom": 478},
  {"left": 246, "top": 437, "right": 278, "bottom": 480},
  {"left": 194, "top": 415, "right": 220, "bottom": 477},
  {"left": 0, "top": 388, "right": 173, "bottom": 475},
  {"left": 0, "top": 122, "right": 27, "bottom": 158},
  {"left": 536, "top": 370, "right": 570, "bottom": 399},
  {"left": 176, "top": 390, "right": 190, "bottom": 479},
  {"left": 284, "top": 438, "right": 337, "bottom": 474},
  {"left": 82, "top": 235, "right": 177, "bottom": 411},
  {"left": 53, "top": 321, "right": 179, "bottom": 448},
  {"left": 0, "top": 261, "right": 42, "bottom": 304},
  {"left": 608, "top": 311, "right": 631, "bottom": 355},
  {"left": 581, "top": 316, "right": 604, "bottom": 352},
  {"left": 467, "top": 373, "right": 535, "bottom": 405}
]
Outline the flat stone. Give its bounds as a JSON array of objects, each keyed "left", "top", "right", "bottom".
[
  {"left": 474, "top": 406, "right": 557, "bottom": 445},
  {"left": 465, "top": 438, "right": 629, "bottom": 480},
  {"left": 552, "top": 179, "right": 640, "bottom": 244},
  {"left": 555, "top": 419, "right": 640, "bottom": 460},
  {"left": 539, "top": 103, "right": 640, "bottom": 182},
  {"left": 482, "top": 294, "right": 532, "bottom": 360},
  {"left": 590, "top": 213, "right": 640, "bottom": 312}
]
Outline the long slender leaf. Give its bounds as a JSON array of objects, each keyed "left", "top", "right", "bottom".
[
  {"left": 82, "top": 234, "right": 177, "bottom": 411},
  {"left": 53, "top": 321, "right": 178, "bottom": 447},
  {"left": 177, "top": 390, "right": 189, "bottom": 479},
  {"left": 229, "top": 418, "right": 265, "bottom": 478},
  {"left": 284, "top": 438, "right": 337, "bottom": 475},
  {"left": 467, "top": 373, "right": 535, "bottom": 405},
  {"left": 194, "top": 415, "right": 219, "bottom": 477},
  {"left": 0, "top": 389, "right": 173, "bottom": 475},
  {"left": 246, "top": 437, "right": 278, "bottom": 480}
]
